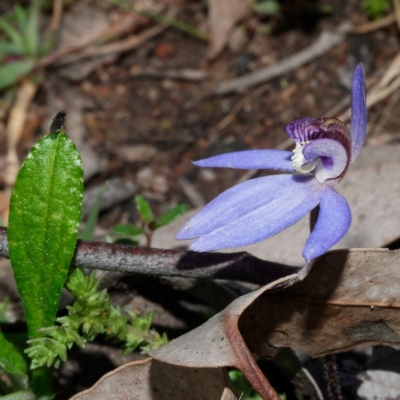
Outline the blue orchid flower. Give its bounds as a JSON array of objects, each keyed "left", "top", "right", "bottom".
[{"left": 176, "top": 64, "right": 367, "bottom": 262}]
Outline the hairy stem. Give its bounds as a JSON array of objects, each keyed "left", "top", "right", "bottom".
[{"left": 323, "top": 354, "right": 343, "bottom": 400}]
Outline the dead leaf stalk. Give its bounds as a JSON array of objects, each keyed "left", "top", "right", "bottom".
[
  {"left": 54, "top": 24, "right": 166, "bottom": 66},
  {"left": 40, "top": 12, "right": 150, "bottom": 67},
  {"left": 351, "top": 13, "right": 395, "bottom": 34},
  {"left": 5, "top": 81, "right": 37, "bottom": 190},
  {"left": 49, "top": 0, "right": 64, "bottom": 33},
  {"left": 224, "top": 313, "right": 280, "bottom": 400}
]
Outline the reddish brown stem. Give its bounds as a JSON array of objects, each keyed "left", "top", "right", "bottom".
[{"left": 0, "top": 227, "right": 299, "bottom": 285}]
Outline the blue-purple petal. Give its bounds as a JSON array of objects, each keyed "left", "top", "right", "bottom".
[
  {"left": 350, "top": 63, "right": 367, "bottom": 163},
  {"left": 193, "top": 150, "right": 295, "bottom": 171},
  {"left": 285, "top": 118, "right": 320, "bottom": 142},
  {"left": 302, "top": 138, "right": 348, "bottom": 183},
  {"left": 187, "top": 177, "right": 324, "bottom": 252},
  {"left": 302, "top": 187, "right": 351, "bottom": 262},
  {"left": 176, "top": 174, "right": 306, "bottom": 240}
]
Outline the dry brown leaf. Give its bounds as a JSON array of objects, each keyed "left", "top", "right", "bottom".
[
  {"left": 151, "top": 248, "right": 400, "bottom": 399},
  {"left": 70, "top": 358, "right": 237, "bottom": 400},
  {"left": 207, "top": 0, "right": 255, "bottom": 59}
]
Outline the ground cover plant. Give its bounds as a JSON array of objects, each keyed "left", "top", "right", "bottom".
[{"left": 1, "top": 1, "right": 400, "bottom": 399}]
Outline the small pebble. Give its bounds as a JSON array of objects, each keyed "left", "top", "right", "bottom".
[
  {"left": 151, "top": 175, "right": 169, "bottom": 194},
  {"left": 137, "top": 167, "right": 154, "bottom": 188},
  {"left": 199, "top": 168, "right": 216, "bottom": 182},
  {"left": 118, "top": 145, "right": 158, "bottom": 163}
]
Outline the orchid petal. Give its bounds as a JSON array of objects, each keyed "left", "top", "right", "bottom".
[
  {"left": 188, "top": 177, "right": 324, "bottom": 252},
  {"left": 285, "top": 118, "right": 320, "bottom": 142},
  {"left": 193, "top": 150, "right": 295, "bottom": 171},
  {"left": 176, "top": 174, "right": 304, "bottom": 240},
  {"left": 302, "top": 138, "right": 348, "bottom": 183},
  {"left": 350, "top": 63, "right": 367, "bottom": 163},
  {"left": 303, "top": 187, "right": 351, "bottom": 262}
]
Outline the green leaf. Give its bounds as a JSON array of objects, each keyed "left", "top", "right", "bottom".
[
  {"left": 38, "top": 35, "right": 55, "bottom": 57},
  {"left": 0, "top": 297, "right": 10, "bottom": 322},
  {"left": 0, "top": 18, "right": 25, "bottom": 53},
  {"left": 229, "top": 369, "right": 262, "bottom": 400},
  {"left": 152, "top": 204, "right": 189, "bottom": 230},
  {"left": 24, "top": 2, "right": 39, "bottom": 57},
  {"left": 14, "top": 5, "right": 28, "bottom": 28},
  {"left": 0, "top": 391, "right": 36, "bottom": 400},
  {"left": 8, "top": 131, "right": 84, "bottom": 339},
  {"left": 0, "top": 41, "right": 22, "bottom": 55},
  {"left": 112, "top": 223, "right": 144, "bottom": 236},
  {"left": 253, "top": 0, "right": 280, "bottom": 15},
  {"left": 134, "top": 195, "right": 153, "bottom": 224},
  {"left": 362, "top": 0, "right": 390, "bottom": 19},
  {"left": 79, "top": 185, "right": 105, "bottom": 241},
  {"left": 0, "top": 331, "right": 28, "bottom": 375},
  {"left": 0, "top": 60, "right": 36, "bottom": 90}
]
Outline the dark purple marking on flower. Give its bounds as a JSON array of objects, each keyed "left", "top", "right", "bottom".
[
  {"left": 285, "top": 118, "right": 321, "bottom": 142},
  {"left": 321, "top": 157, "right": 333, "bottom": 168}
]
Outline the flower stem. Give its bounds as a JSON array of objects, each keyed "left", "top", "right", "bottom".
[
  {"left": 323, "top": 354, "right": 343, "bottom": 400},
  {"left": 310, "top": 206, "right": 343, "bottom": 400}
]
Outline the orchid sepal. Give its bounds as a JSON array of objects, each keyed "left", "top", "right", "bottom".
[
  {"left": 193, "top": 149, "right": 295, "bottom": 171},
  {"left": 350, "top": 63, "right": 367, "bottom": 163}
]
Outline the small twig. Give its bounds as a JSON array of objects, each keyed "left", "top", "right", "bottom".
[
  {"left": 40, "top": 12, "right": 149, "bottom": 67},
  {"left": 338, "top": 52, "right": 400, "bottom": 123},
  {"left": 177, "top": 177, "right": 206, "bottom": 208},
  {"left": 5, "top": 82, "right": 37, "bottom": 189},
  {"left": 3, "top": 81, "right": 37, "bottom": 223},
  {"left": 0, "top": 227, "right": 299, "bottom": 285},
  {"left": 138, "top": 9, "right": 209, "bottom": 42},
  {"left": 371, "top": 87, "right": 400, "bottom": 136},
  {"left": 49, "top": 0, "right": 63, "bottom": 33},
  {"left": 324, "top": 95, "right": 351, "bottom": 119},
  {"left": 351, "top": 14, "right": 395, "bottom": 34},
  {"left": 210, "top": 84, "right": 271, "bottom": 138},
  {"left": 214, "top": 22, "right": 352, "bottom": 96},
  {"left": 208, "top": 83, "right": 290, "bottom": 186},
  {"left": 393, "top": 0, "right": 400, "bottom": 32},
  {"left": 55, "top": 24, "right": 166, "bottom": 66},
  {"left": 130, "top": 68, "right": 207, "bottom": 81}
]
